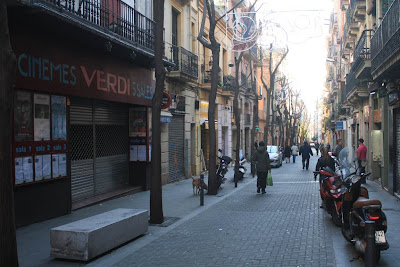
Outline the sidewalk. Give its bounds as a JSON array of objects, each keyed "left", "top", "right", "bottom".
[
  {"left": 364, "top": 178, "right": 400, "bottom": 264},
  {"left": 16, "top": 163, "right": 255, "bottom": 267}
]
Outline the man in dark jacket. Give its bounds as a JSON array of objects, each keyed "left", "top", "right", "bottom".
[
  {"left": 299, "top": 141, "right": 313, "bottom": 170},
  {"left": 334, "top": 139, "right": 343, "bottom": 157},
  {"left": 251, "top": 141, "right": 271, "bottom": 194}
]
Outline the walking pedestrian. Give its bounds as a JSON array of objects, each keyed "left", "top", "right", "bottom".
[
  {"left": 356, "top": 138, "right": 367, "bottom": 174},
  {"left": 334, "top": 139, "right": 344, "bottom": 157},
  {"left": 315, "top": 142, "right": 320, "bottom": 156},
  {"left": 284, "top": 143, "right": 291, "bottom": 163},
  {"left": 254, "top": 140, "right": 258, "bottom": 150},
  {"left": 314, "top": 147, "right": 336, "bottom": 182},
  {"left": 299, "top": 141, "right": 313, "bottom": 170},
  {"left": 251, "top": 141, "right": 271, "bottom": 194},
  {"left": 291, "top": 143, "right": 299, "bottom": 163}
]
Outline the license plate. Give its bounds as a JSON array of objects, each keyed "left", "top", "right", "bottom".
[{"left": 375, "top": 230, "right": 386, "bottom": 244}]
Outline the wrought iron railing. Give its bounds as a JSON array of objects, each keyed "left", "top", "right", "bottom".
[
  {"left": 340, "top": 85, "right": 347, "bottom": 104},
  {"left": 350, "top": 0, "right": 358, "bottom": 10},
  {"left": 35, "top": 0, "right": 155, "bottom": 52},
  {"left": 180, "top": 47, "right": 198, "bottom": 78},
  {"left": 241, "top": 73, "right": 247, "bottom": 88},
  {"left": 165, "top": 43, "right": 198, "bottom": 78},
  {"left": 201, "top": 63, "right": 221, "bottom": 84},
  {"left": 222, "top": 75, "right": 235, "bottom": 92},
  {"left": 343, "top": 6, "right": 356, "bottom": 40},
  {"left": 352, "top": 29, "right": 373, "bottom": 71},
  {"left": 345, "top": 70, "right": 364, "bottom": 97},
  {"left": 371, "top": 0, "right": 400, "bottom": 73}
]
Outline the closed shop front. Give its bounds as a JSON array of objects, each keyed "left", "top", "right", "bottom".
[
  {"left": 70, "top": 98, "right": 129, "bottom": 202},
  {"left": 168, "top": 115, "right": 185, "bottom": 181},
  {"left": 10, "top": 18, "right": 155, "bottom": 226},
  {"left": 394, "top": 108, "right": 400, "bottom": 194}
]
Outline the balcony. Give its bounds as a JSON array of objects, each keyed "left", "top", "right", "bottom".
[
  {"left": 165, "top": 43, "right": 199, "bottom": 82},
  {"left": 330, "top": 13, "right": 339, "bottom": 34},
  {"left": 371, "top": 0, "right": 400, "bottom": 80},
  {"left": 341, "top": 0, "right": 350, "bottom": 10},
  {"left": 352, "top": 29, "right": 373, "bottom": 80},
  {"left": 350, "top": 0, "right": 366, "bottom": 22},
  {"left": 344, "top": 8, "right": 358, "bottom": 49},
  {"left": 344, "top": 70, "right": 369, "bottom": 105},
  {"left": 220, "top": 75, "right": 235, "bottom": 97},
  {"left": 32, "top": 0, "right": 155, "bottom": 55},
  {"left": 200, "top": 63, "right": 222, "bottom": 90}
]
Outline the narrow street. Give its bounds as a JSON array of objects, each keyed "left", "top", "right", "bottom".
[
  {"left": 94, "top": 150, "right": 389, "bottom": 267},
  {"left": 15, "top": 149, "right": 400, "bottom": 266}
]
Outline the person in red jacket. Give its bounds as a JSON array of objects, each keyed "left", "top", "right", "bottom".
[{"left": 356, "top": 138, "right": 367, "bottom": 173}]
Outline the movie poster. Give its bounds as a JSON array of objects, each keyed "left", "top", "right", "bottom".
[
  {"left": 14, "top": 91, "right": 33, "bottom": 142},
  {"left": 129, "top": 108, "right": 147, "bottom": 137},
  {"left": 52, "top": 96, "right": 67, "bottom": 140},
  {"left": 34, "top": 94, "right": 50, "bottom": 141}
]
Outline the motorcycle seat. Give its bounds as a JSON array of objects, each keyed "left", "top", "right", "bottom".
[{"left": 353, "top": 197, "right": 381, "bottom": 209}]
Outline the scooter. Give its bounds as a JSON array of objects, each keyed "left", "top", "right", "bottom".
[
  {"left": 339, "top": 147, "right": 389, "bottom": 263},
  {"left": 314, "top": 166, "right": 343, "bottom": 226},
  {"left": 216, "top": 149, "right": 232, "bottom": 188},
  {"left": 237, "top": 152, "right": 247, "bottom": 180}
]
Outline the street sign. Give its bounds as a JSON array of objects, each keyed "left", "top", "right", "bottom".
[
  {"left": 336, "top": 121, "right": 345, "bottom": 130},
  {"left": 161, "top": 92, "right": 172, "bottom": 109}
]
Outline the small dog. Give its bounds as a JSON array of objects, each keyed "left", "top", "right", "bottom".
[{"left": 192, "top": 177, "right": 208, "bottom": 195}]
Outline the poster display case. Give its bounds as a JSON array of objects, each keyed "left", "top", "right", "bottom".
[
  {"left": 129, "top": 107, "right": 151, "bottom": 162},
  {"left": 13, "top": 90, "right": 68, "bottom": 186}
]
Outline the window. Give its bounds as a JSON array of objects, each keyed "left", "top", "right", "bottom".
[{"left": 172, "top": 8, "right": 179, "bottom": 65}]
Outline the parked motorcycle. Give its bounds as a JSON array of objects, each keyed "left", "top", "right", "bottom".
[
  {"left": 314, "top": 166, "right": 343, "bottom": 226},
  {"left": 237, "top": 151, "right": 247, "bottom": 180},
  {"left": 339, "top": 147, "right": 389, "bottom": 263},
  {"left": 217, "top": 149, "right": 232, "bottom": 188}
]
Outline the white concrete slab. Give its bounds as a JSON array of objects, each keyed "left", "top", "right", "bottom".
[{"left": 50, "top": 208, "right": 148, "bottom": 261}]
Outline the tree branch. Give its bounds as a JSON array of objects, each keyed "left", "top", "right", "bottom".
[
  {"left": 215, "top": 0, "right": 245, "bottom": 23},
  {"left": 197, "top": 0, "right": 212, "bottom": 49}
]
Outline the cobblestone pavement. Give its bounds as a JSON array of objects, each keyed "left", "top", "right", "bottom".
[{"left": 113, "top": 153, "right": 337, "bottom": 267}]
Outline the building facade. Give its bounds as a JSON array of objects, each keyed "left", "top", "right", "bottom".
[{"left": 326, "top": 0, "right": 400, "bottom": 197}]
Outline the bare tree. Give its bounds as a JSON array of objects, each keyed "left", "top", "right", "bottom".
[
  {"left": 197, "top": 0, "right": 221, "bottom": 194},
  {"left": 259, "top": 44, "right": 288, "bottom": 145},
  {"left": 233, "top": 52, "right": 244, "bottom": 187},
  {"left": 232, "top": 1, "right": 257, "bottom": 186},
  {"left": 0, "top": 2, "right": 19, "bottom": 266},
  {"left": 149, "top": 0, "right": 165, "bottom": 224}
]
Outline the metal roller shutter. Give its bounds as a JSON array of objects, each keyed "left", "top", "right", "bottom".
[
  {"left": 70, "top": 98, "right": 95, "bottom": 202},
  {"left": 395, "top": 109, "right": 400, "bottom": 194},
  {"left": 168, "top": 115, "right": 185, "bottom": 181},
  {"left": 94, "top": 101, "right": 129, "bottom": 194},
  {"left": 69, "top": 97, "right": 129, "bottom": 202}
]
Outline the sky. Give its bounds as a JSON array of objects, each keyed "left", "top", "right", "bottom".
[{"left": 255, "top": 0, "right": 333, "bottom": 114}]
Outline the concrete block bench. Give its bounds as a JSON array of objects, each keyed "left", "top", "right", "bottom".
[{"left": 50, "top": 208, "right": 148, "bottom": 261}]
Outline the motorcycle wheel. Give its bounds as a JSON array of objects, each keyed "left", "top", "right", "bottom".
[
  {"left": 341, "top": 211, "right": 354, "bottom": 243},
  {"left": 331, "top": 207, "right": 342, "bottom": 227}
]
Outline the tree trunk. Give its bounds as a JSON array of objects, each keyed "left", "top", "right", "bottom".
[
  {"left": 149, "top": 0, "right": 165, "bottom": 224},
  {"left": 207, "top": 45, "right": 220, "bottom": 195},
  {"left": 265, "top": 88, "right": 271, "bottom": 145},
  {"left": 0, "top": 2, "right": 19, "bottom": 266},
  {"left": 233, "top": 53, "right": 243, "bottom": 186}
]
